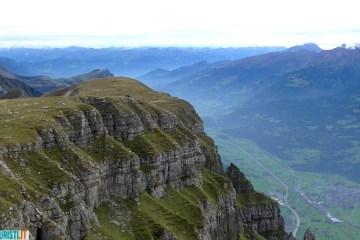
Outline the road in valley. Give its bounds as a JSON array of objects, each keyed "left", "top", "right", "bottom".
[{"left": 245, "top": 154, "right": 301, "bottom": 238}]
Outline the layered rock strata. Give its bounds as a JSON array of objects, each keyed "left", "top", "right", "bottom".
[{"left": 0, "top": 78, "right": 300, "bottom": 240}]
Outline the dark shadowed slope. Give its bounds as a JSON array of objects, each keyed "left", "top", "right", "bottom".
[
  {"left": 21, "top": 68, "right": 114, "bottom": 93},
  {"left": 0, "top": 66, "right": 41, "bottom": 99}
]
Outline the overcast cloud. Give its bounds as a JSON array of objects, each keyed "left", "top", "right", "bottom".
[{"left": 1, "top": 0, "right": 359, "bottom": 48}]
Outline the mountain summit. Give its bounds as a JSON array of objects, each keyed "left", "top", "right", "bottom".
[{"left": 286, "top": 43, "right": 322, "bottom": 52}]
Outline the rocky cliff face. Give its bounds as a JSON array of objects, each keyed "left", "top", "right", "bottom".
[
  {"left": 303, "top": 229, "right": 315, "bottom": 240},
  {"left": 0, "top": 78, "right": 297, "bottom": 240},
  {"left": 227, "top": 164, "right": 293, "bottom": 240}
]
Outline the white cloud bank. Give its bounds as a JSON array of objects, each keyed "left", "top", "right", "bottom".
[{"left": 0, "top": 0, "right": 360, "bottom": 48}]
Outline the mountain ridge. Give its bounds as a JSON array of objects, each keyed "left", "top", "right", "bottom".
[
  {"left": 140, "top": 46, "right": 360, "bottom": 183},
  {"left": 0, "top": 77, "right": 302, "bottom": 240},
  {"left": 0, "top": 46, "right": 285, "bottom": 77},
  {"left": 0, "top": 66, "right": 41, "bottom": 99}
]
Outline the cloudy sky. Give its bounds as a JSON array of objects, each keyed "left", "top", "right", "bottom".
[{"left": 1, "top": 0, "right": 359, "bottom": 48}]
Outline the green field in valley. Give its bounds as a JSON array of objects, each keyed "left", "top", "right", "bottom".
[{"left": 208, "top": 129, "right": 360, "bottom": 240}]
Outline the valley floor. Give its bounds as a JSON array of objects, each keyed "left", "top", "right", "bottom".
[{"left": 208, "top": 129, "right": 360, "bottom": 240}]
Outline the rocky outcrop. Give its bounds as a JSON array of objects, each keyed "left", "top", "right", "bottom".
[
  {"left": 226, "top": 164, "right": 292, "bottom": 240},
  {"left": 227, "top": 163, "right": 254, "bottom": 193},
  {"left": 303, "top": 229, "right": 315, "bottom": 240},
  {"left": 239, "top": 204, "right": 289, "bottom": 240}
]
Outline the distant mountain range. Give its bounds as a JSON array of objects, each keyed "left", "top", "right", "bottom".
[
  {"left": 139, "top": 60, "right": 227, "bottom": 89},
  {"left": 23, "top": 68, "right": 114, "bottom": 93},
  {"left": 0, "top": 66, "right": 41, "bottom": 98},
  {"left": 4, "top": 43, "right": 360, "bottom": 182},
  {"left": 0, "top": 66, "right": 114, "bottom": 98},
  {"left": 0, "top": 46, "right": 284, "bottom": 77},
  {"left": 140, "top": 44, "right": 360, "bottom": 182},
  {"left": 153, "top": 44, "right": 360, "bottom": 111},
  {"left": 140, "top": 43, "right": 323, "bottom": 93}
]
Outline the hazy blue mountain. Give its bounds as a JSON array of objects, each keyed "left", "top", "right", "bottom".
[
  {"left": 220, "top": 47, "right": 360, "bottom": 181},
  {"left": 143, "top": 47, "right": 319, "bottom": 115},
  {"left": 139, "top": 60, "right": 230, "bottom": 88},
  {"left": 0, "top": 56, "right": 18, "bottom": 68},
  {"left": 142, "top": 45, "right": 360, "bottom": 182},
  {"left": 140, "top": 43, "right": 321, "bottom": 93},
  {"left": 286, "top": 43, "right": 322, "bottom": 53},
  {"left": 0, "top": 46, "right": 284, "bottom": 77},
  {"left": 0, "top": 64, "right": 114, "bottom": 95},
  {"left": 0, "top": 66, "right": 41, "bottom": 98},
  {"left": 20, "top": 68, "right": 114, "bottom": 93}
]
